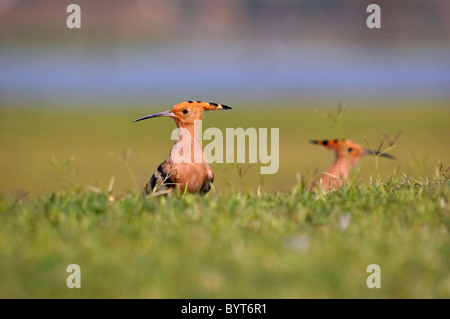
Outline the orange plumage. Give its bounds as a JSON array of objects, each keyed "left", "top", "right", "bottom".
[
  {"left": 310, "top": 138, "right": 394, "bottom": 193},
  {"left": 133, "top": 101, "right": 231, "bottom": 195}
]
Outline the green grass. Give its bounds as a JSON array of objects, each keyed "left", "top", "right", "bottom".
[
  {"left": 0, "top": 101, "right": 449, "bottom": 298},
  {"left": 0, "top": 164, "right": 448, "bottom": 298}
]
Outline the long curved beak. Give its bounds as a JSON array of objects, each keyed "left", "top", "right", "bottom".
[
  {"left": 363, "top": 149, "right": 395, "bottom": 159},
  {"left": 132, "top": 110, "right": 176, "bottom": 123}
]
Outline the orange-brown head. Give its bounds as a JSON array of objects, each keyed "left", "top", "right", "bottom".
[
  {"left": 133, "top": 101, "right": 231, "bottom": 128},
  {"left": 310, "top": 138, "right": 394, "bottom": 168}
]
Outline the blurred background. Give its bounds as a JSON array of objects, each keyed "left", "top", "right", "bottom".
[{"left": 1, "top": 0, "right": 449, "bottom": 197}]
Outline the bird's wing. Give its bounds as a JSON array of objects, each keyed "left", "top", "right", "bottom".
[
  {"left": 145, "top": 160, "right": 180, "bottom": 195},
  {"left": 200, "top": 166, "right": 214, "bottom": 194}
]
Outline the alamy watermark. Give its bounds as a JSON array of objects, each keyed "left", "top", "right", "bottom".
[
  {"left": 67, "top": 4, "right": 381, "bottom": 30},
  {"left": 366, "top": 264, "right": 381, "bottom": 288},
  {"left": 66, "top": 4, "right": 81, "bottom": 29},
  {"left": 169, "top": 121, "right": 279, "bottom": 174},
  {"left": 66, "top": 264, "right": 81, "bottom": 288}
]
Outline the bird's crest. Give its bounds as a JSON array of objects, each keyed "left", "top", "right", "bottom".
[
  {"left": 310, "top": 138, "right": 395, "bottom": 159},
  {"left": 310, "top": 138, "right": 347, "bottom": 149},
  {"left": 185, "top": 100, "right": 231, "bottom": 110}
]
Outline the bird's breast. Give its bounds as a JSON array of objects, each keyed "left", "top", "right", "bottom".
[{"left": 172, "top": 162, "right": 211, "bottom": 192}]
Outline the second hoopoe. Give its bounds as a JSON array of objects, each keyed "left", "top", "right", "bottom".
[
  {"left": 133, "top": 100, "right": 231, "bottom": 195},
  {"left": 310, "top": 139, "right": 395, "bottom": 193}
]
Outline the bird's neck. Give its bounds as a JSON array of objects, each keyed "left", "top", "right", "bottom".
[
  {"left": 177, "top": 121, "right": 202, "bottom": 141},
  {"left": 328, "top": 157, "right": 352, "bottom": 180},
  {"left": 171, "top": 120, "right": 205, "bottom": 164}
]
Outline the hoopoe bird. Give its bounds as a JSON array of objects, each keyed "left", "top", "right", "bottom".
[
  {"left": 133, "top": 101, "right": 231, "bottom": 195},
  {"left": 310, "top": 138, "right": 394, "bottom": 193}
]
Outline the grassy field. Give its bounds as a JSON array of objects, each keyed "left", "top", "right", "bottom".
[
  {"left": 0, "top": 101, "right": 449, "bottom": 298},
  {"left": 1, "top": 101, "right": 449, "bottom": 197}
]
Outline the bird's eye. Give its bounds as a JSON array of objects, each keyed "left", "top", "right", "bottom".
[
  {"left": 347, "top": 147, "right": 353, "bottom": 152},
  {"left": 182, "top": 109, "right": 188, "bottom": 114}
]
